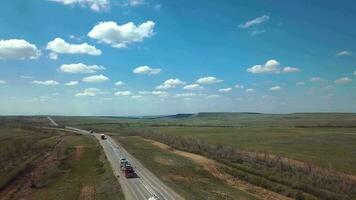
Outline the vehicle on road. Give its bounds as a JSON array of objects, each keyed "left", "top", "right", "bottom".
[
  {"left": 100, "top": 134, "right": 106, "bottom": 140},
  {"left": 122, "top": 163, "right": 136, "bottom": 178},
  {"left": 89, "top": 130, "right": 94, "bottom": 134},
  {"left": 148, "top": 196, "right": 159, "bottom": 200}
]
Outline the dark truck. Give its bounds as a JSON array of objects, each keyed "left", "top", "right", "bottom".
[{"left": 100, "top": 134, "right": 106, "bottom": 140}]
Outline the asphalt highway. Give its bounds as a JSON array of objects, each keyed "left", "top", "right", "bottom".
[{"left": 95, "top": 134, "right": 184, "bottom": 200}]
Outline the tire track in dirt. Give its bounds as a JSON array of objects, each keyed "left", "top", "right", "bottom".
[{"left": 142, "top": 137, "right": 292, "bottom": 200}]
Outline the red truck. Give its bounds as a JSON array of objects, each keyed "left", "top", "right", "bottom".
[{"left": 120, "top": 158, "right": 136, "bottom": 178}]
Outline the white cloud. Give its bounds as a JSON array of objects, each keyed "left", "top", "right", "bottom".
[
  {"left": 49, "top": 0, "right": 110, "bottom": 12},
  {"left": 353, "top": 70, "right": 356, "bottom": 76},
  {"left": 139, "top": 91, "right": 151, "bottom": 95},
  {"left": 156, "top": 78, "right": 186, "bottom": 90},
  {"left": 247, "top": 60, "right": 299, "bottom": 74},
  {"left": 334, "top": 77, "right": 352, "bottom": 84},
  {"left": 336, "top": 51, "right": 352, "bottom": 56},
  {"left": 0, "top": 39, "right": 40, "bottom": 60},
  {"left": 88, "top": 21, "right": 155, "bottom": 48},
  {"left": 114, "top": 90, "right": 132, "bottom": 96},
  {"left": 206, "top": 94, "right": 220, "bottom": 99},
  {"left": 296, "top": 82, "right": 305, "bottom": 86},
  {"left": 269, "top": 86, "right": 282, "bottom": 91},
  {"left": 249, "top": 60, "right": 278, "bottom": 74},
  {"left": 218, "top": 88, "right": 232, "bottom": 92},
  {"left": 65, "top": 81, "right": 79, "bottom": 86},
  {"left": 282, "top": 66, "right": 300, "bottom": 73},
  {"left": 251, "top": 29, "right": 266, "bottom": 36},
  {"left": 49, "top": 52, "right": 58, "bottom": 60},
  {"left": 82, "top": 74, "right": 109, "bottom": 83},
  {"left": 75, "top": 88, "right": 100, "bottom": 97},
  {"left": 175, "top": 93, "right": 196, "bottom": 97},
  {"left": 239, "top": 15, "right": 270, "bottom": 29},
  {"left": 59, "top": 63, "right": 105, "bottom": 73},
  {"left": 120, "top": 0, "right": 145, "bottom": 7},
  {"left": 20, "top": 75, "right": 33, "bottom": 79},
  {"left": 234, "top": 84, "right": 244, "bottom": 89},
  {"left": 46, "top": 38, "right": 101, "bottom": 59},
  {"left": 0, "top": 80, "right": 6, "bottom": 84},
  {"left": 247, "top": 60, "right": 280, "bottom": 74},
  {"left": 196, "top": 76, "right": 223, "bottom": 84},
  {"left": 152, "top": 90, "right": 168, "bottom": 97},
  {"left": 32, "top": 80, "right": 59, "bottom": 86},
  {"left": 115, "top": 81, "right": 125, "bottom": 86},
  {"left": 310, "top": 77, "right": 324, "bottom": 82},
  {"left": 183, "top": 84, "right": 202, "bottom": 90},
  {"left": 246, "top": 88, "right": 255, "bottom": 93},
  {"left": 133, "top": 65, "right": 161, "bottom": 75},
  {"left": 131, "top": 95, "right": 142, "bottom": 99}
]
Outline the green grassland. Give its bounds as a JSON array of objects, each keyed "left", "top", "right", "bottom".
[
  {"left": 54, "top": 113, "right": 356, "bottom": 175},
  {"left": 34, "top": 134, "right": 124, "bottom": 200},
  {"left": 115, "top": 135, "right": 259, "bottom": 200},
  {"left": 0, "top": 117, "right": 124, "bottom": 200}
]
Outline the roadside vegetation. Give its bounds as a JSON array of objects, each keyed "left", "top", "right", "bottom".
[
  {"left": 55, "top": 113, "right": 356, "bottom": 200},
  {"left": 0, "top": 117, "right": 124, "bottom": 200},
  {"left": 114, "top": 135, "right": 259, "bottom": 200}
]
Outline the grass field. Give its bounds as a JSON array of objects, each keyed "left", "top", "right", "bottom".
[
  {"left": 0, "top": 117, "right": 124, "bottom": 200},
  {"left": 34, "top": 134, "right": 124, "bottom": 200},
  {"left": 114, "top": 135, "right": 259, "bottom": 200},
  {"left": 54, "top": 113, "right": 356, "bottom": 175},
  {"left": 54, "top": 113, "right": 356, "bottom": 200}
]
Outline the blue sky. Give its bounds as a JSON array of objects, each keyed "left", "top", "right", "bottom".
[{"left": 0, "top": 0, "right": 355, "bottom": 115}]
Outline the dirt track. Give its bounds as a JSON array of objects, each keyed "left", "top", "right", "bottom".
[{"left": 143, "top": 138, "right": 293, "bottom": 200}]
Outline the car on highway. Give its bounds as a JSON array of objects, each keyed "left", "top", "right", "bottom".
[
  {"left": 148, "top": 196, "right": 159, "bottom": 200},
  {"left": 100, "top": 134, "right": 106, "bottom": 140}
]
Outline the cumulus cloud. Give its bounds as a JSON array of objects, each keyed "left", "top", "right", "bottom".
[
  {"left": 115, "top": 81, "right": 124, "bottom": 86},
  {"left": 334, "top": 77, "right": 352, "bottom": 84},
  {"left": 131, "top": 95, "right": 142, "bottom": 99},
  {"left": 75, "top": 88, "right": 101, "bottom": 97},
  {"left": 152, "top": 90, "right": 169, "bottom": 97},
  {"left": 234, "top": 84, "right": 244, "bottom": 89},
  {"left": 46, "top": 38, "right": 101, "bottom": 59},
  {"left": 196, "top": 76, "right": 223, "bottom": 84},
  {"left": 282, "top": 66, "right": 300, "bottom": 73},
  {"left": 32, "top": 80, "right": 59, "bottom": 86},
  {"left": 0, "top": 39, "right": 40, "bottom": 60},
  {"left": 218, "top": 88, "right": 232, "bottom": 92},
  {"left": 88, "top": 21, "right": 155, "bottom": 48},
  {"left": 0, "top": 80, "right": 6, "bottom": 84},
  {"left": 310, "top": 77, "right": 324, "bottom": 82},
  {"left": 247, "top": 60, "right": 300, "bottom": 74},
  {"left": 65, "top": 81, "right": 79, "bottom": 86},
  {"left": 296, "top": 82, "right": 305, "bottom": 86},
  {"left": 49, "top": 0, "right": 110, "bottom": 12},
  {"left": 156, "top": 78, "right": 186, "bottom": 90},
  {"left": 353, "top": 70, "right": 356, "bottom": 76},
  {"left": 133, "top": 65, "right": 161, "bottom": 75},
  {"left": 20, "top": 75, "right": 33, "bottom": 79},
  {"left": 175, "top": 93, "right": 196, "bottom": 97},
  {"left": 246, "top": 88, "right": 255, "bottom": 93},
  {"left": 206, "top": 94, "right": 220, "bottom": 99},
  {"left": 269, "top": 86, "right": 282, "bottom": 91},
  {"left": 239, "top": 15, "right": 270, "bottom": 29},
  {"left": 59, "top": 63, "right": 105, "bottom": 73},
  {"left": 183, "top": 84, "right": 202, "bottom": 90},
  {"left": 82, "top": 74, "right": 109, "bottom": 82},
  {"left": 114, "top": 90, "right": 132, "bottom": 96},
  {"left": 119, "top": 0, "right": 146, "bottom": 7},
  {"left": 336, "top": 51, "right": 352, "bottom": 56}
]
